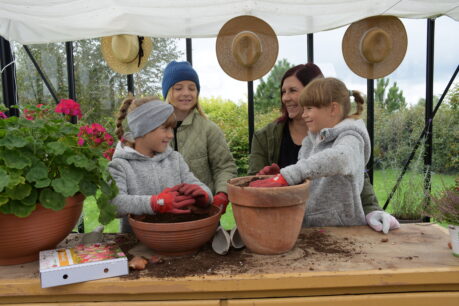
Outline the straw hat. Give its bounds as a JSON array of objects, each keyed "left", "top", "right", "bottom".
[
  {"left": 101, "top": 34, "right": 153, "bottom": 75},
  {"left": 342, "top": 16, "right": 407, "bottom": 79},
  {"left": 216, "top": 15, "right": 279, "bottom": 81}
]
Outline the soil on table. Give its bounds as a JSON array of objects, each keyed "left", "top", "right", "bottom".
[{"left": 117, "top": 228, "right": 362, "bottom": 280}]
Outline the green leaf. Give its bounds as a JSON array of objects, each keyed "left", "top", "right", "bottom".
[
  {"left": 0, "top": 133, "right": 28, "bottom": 149},
  {"left": 35, "top": 178, "right": 51, "bottom": 188},
  {"left": 46, "top": 141, "right": 68, "bottom": 155},
  {"left": 25, "top": 162, "right": 49, "bottom": 183},
  {"left": 79, "top": 179, "right": 97, "bottom": 196},
  {"left": 66, "top": 155, "right": 96, "bottom": 171},
  {"left": 1, "top": 150, "right": 32, "bottom": 169},
  {"left": 0, "top": 195, "right": 9, "bottom": 207},
  {"left": 21, "top": 188, "right": 38, "bottom": 206},
  {"left": 96, "top": 193, "right": 117, "bottom": 225},
  {"left": 60, "top": 167, "right": 84, "bottom": 182},
  {"left": 51, "top": 177, "right": 79, "bottom": 197},
  {"left": 6, "top": 173, "right": 25, "bottom": 188},
  {"left": 0, "top": 200, "right": 36, "bottom": 217},
  {"left": 5, "top": 183, "right": 32, "bottom": 200},
  {"left": 39, "top": 188, "right": 66, "bottom": 210},
  {"left": 0, "top": 169, "right": 9, "bottom": 192}
]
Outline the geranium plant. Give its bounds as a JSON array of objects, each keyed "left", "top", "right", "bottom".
[{"left": 0, "top": 100, "right": 118, "bottom": 224}]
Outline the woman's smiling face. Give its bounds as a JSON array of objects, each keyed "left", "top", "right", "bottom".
[{"left": 281, "top": 75, "right": 304, "bottom": 120}]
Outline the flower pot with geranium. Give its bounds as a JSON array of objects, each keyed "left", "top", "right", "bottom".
[
  {"left": 428, "top": 178, "right": 459, "bottom": 257},
  {"left": 0, "top": 100, "right": 118, "bottom": 265}
]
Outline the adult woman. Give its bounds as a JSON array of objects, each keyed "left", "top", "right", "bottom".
[
  {"left": 162, "top": 61, "right": 237, "bottom": 212},
  {"left": 248, "top": 63, "right": 399, "bottom": 234}
]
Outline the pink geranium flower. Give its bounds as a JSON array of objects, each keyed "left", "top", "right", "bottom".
[
  {"left": 0, "top": 112, "right": 7, "bottom": 119},
  {"left": 55, "top": 99, "right": 82, "bottom": 119}
]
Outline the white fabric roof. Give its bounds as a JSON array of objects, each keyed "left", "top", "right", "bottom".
[{"left": 0, "top": 0, "right": 458, "bottom": 44}]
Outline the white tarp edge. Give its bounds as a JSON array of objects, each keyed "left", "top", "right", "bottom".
[{"left": 0, "top": 0, "right": 458, "bottom": 44}]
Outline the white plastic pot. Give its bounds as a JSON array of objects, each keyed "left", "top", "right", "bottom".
[{"left": 448, "top": 225, "right": 459, "bottom": 257}]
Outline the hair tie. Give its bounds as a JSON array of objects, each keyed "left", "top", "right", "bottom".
[{"left": 137, "top": 36, "right": 144, "bottom": 67}]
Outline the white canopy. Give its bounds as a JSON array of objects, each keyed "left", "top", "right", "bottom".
[{"left": 0, "top": 0, "right": 458, "bottom": 44}]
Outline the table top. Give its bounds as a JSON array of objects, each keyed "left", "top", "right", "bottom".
[{"left": 1, "top": 223, "right": 458, "bottom": 304}]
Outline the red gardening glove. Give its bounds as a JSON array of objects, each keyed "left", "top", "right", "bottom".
[
  {"left": 150, "top": 188, "right": 195, "bottom": 214},
  {"left": 249, "top": 174, "right": 289, "bottom": 188},
  {"left": 178, "top": 184, "right": 209, "bottom": 207},
  {"left": 212, "top": 192, "right": 229, "bottom": 214},
  {"left": 256, "top": 163, "right": 281, "bottom": 175}
]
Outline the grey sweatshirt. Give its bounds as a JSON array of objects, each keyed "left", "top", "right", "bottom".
[
  {"left": 108, "top": 142, "right": 213, "bottom": 231},
  {"left": 280, "top": 119, "right": 371, "bottom": 227}
]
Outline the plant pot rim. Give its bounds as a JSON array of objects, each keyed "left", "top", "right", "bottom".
[
  {"left": 228, "top": 175, "right": 309, "bottom": 190},
  {"left": 128, "top": 205, "right": 221, "bottom": 231}
]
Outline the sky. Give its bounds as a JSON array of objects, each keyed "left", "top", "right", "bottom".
[{"left": 175, "top": 16, "right": 459, "bottom": 106}]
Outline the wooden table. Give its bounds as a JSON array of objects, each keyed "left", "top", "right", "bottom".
[{"left": 1, "top": 224, "right": 458, "bottom": 305}]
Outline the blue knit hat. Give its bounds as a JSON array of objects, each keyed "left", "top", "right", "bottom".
[{"left": 162, "top": 61, "right": 200, "bottom": 99}]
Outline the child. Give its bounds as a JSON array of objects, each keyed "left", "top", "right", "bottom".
[
  {"left": 109, "top": 96, "right": 213, "bottom": 232},
  {"left": 250, "top": 77, "right": 374, "bottom": 227}
]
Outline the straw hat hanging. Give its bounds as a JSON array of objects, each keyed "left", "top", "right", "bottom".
[
  {"left": 342, "top": 16, "right": 407, "bottom": 79},
  {"left": 216, "top": 15, "right": 279, "bottom": 81},
  {"left": 101, "top": 34, "right": 153, "bottom": 75}
]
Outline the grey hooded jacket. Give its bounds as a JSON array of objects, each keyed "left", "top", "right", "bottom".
[
  {"left": 280, "top": 119, "right": 371, "bottom": 227},
  {"left": 108, "top": 143, "right": 213, "bottom": 231}
]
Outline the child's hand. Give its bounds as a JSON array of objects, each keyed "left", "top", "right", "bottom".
[
  {"left": 257, "top": 163, "right": 280, "bottom": 175},
  {"left": 150, "top": 188, "right": 195, "bottom": 214},
  {"left": 212, "top": 192, "right": 229, "bottom": 213},
  {"left": 249, "top": 174, "right": 289, "bottom": 188},
  {"left": 178, "top": 184, "right": 209, "bottom": 207}
]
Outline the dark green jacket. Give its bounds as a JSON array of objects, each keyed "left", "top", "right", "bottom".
[
  {"left": 248, "top": 121, "right": 382, "bottom": 215},
  {"left": 171, "top": 110, "right": 237, "bottom": 194}
]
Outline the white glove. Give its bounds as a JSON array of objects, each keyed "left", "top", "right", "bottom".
[{"left": 366, "top": 211, "right": 400, "bottom": 234}]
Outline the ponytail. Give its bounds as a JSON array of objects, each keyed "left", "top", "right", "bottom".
[
  {"left": 348, "top": 90, "right": 365, "bottom": 119},
  {"left": 115, "top": 96, "right": 135, "bottom": 148}
]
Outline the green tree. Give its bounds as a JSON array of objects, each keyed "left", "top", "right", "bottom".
[
  {"left": 375, "top": 77, "right": 406, "bottom": 113},
  {"left": 254, "top": 59, "right": 293, "bottom": 114}
]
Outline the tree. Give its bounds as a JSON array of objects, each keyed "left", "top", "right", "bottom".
[
  {"left": 12, "top": 37, "right": 181, "bottom": 122},
  {"left": 254, "top": 59, "right": 293, "bottom": 114},
  {"left": 374, "top": 77, "right": 407, "bottom": 113}
]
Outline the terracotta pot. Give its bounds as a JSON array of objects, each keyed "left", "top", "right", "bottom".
[
  {"left": 0, "top": 194, "right": 84, "bottom": 266},
  {"left": 128, "top": 205, "right": 221, "bottom": 256},
  {"left": 227, "top": 176, "right": 310, "bottom": 255}
]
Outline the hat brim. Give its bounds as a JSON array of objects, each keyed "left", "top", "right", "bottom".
[
  {"left": 216, "top": 15, "right": 279, "bottom": 82},
  {"left": 101, "top": 36, "right": 153, "bottom": 75},
  {"left": 342, "top": 16, "right": 407, "bottom": 79}
]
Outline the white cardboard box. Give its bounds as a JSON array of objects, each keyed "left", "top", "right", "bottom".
[{"left": 39, "top": 243, "right": 128, "bottom": 288}]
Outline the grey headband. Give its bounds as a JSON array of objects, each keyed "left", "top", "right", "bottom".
[{"left": 127, "top": 100, "right": 174, "bottom": 138}]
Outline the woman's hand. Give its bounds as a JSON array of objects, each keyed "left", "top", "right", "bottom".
[
  {"left": 257, "top": 163, "right": 281, "bottom": 175},
  {"left": 366, "top": 211, "right": 400, "bottom": 234}
]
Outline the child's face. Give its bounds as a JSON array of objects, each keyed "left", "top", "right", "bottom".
[
  {"left": 142, "top": 124, "right": 174, "bottom": 154},
  {"left": 170, "top": 80, "right": 198, "bottom": 115},
  {"left": 302, "top": 104, "right": 339, "bottom": 133},
  {"left": 281, "top": 76, "right": 304, "bottom": 120}
]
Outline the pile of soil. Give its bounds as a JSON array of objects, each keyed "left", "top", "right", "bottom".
[
  {"left": 117, "top": 228, "right": 362, "bottom": 279},
  {"left": 234, "top": 176, "right": 264, "bottom": 187},
  {"left": 137, "top": 213, "right": 211, "bottom": 223}
]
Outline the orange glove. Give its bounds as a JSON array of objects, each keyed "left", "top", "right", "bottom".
[
  {"left": 178, "top": 184, "right": 209, "bottom": 207},
  {"left": 249, "top": 174, "right": 289, "bottom": 188},
  {"left": 212, "top": 192, "right": 229, "bottom": 213},
  {"left": 150, "top": 188, "right": 195, "bottom": 214},
  {"left": 256, "top": 163, "right": 281, "bottom": 175}
]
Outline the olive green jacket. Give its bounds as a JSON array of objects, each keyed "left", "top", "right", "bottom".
[
  {"left": 171, "top": 110, "right": 237, "bottom": 195},
  {"left": 248, "top": 120, "right": 381, "bottom": 215}
]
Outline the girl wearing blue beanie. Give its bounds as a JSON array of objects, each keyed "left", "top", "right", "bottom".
[{"left": 162, "top": 61, "right": 237, "bottom": 214}]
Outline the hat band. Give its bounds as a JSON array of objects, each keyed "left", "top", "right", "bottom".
[
  {"left": 127, "top": 100, "right": 174, "bottom": 138},
  {"left": 231, "top": 31, "right": 262, "bottom": 67},
  {"left": 137, "top": 36, "right": 144, "bottom": 67}
]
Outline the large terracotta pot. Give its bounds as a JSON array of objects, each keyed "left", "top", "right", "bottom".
[
  {"left": 227, "top": 176, "right": 310, "bottom": 255},
  {"left": 0, "top": 194, "right": 84, "bottom": 266},
  {"left": 129, "top": 205, "right": 221, "bottom": 256}
]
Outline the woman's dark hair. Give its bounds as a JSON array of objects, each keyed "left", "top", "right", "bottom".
[{"left": 277, "top": 62, "right": 324, "bottom": 123}]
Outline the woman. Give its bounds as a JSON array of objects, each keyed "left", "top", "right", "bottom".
[
  {"left": 162, "top": 61, "right": 237, "bottom": 212},
  {"left": 248, "top": 63, "right": 399, "bottom": 234}
]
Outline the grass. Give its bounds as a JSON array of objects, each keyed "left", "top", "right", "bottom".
[{"left": 80, "top": 169, "right": 457, "bottom": 233}]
